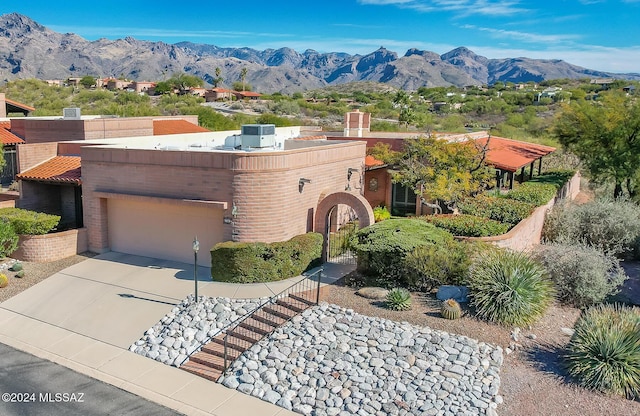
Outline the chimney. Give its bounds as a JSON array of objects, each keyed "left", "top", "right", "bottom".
[
  {"left": 343, "top": 109, "right": 370, "bottom": 137},
  {"left": 0, "top": 93, "right": 6, "bottom": 118}
]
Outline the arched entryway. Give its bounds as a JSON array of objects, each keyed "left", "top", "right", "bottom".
[{"left": 315, "top": 192, "right": 375, "bottom": 263}]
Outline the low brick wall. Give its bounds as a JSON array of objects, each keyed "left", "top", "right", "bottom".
[
  {"left": 12, "top": 228, "right": 88, "bottom": 262},
  {"left": 457, "top": 172, "right": 581, "bottom": 251},
  {"left": 0, "top": 191, "right": 18, "bottom": 208}
]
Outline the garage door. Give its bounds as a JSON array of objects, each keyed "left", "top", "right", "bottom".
[{"left": 107, "top": 198, "right": 222, "bottom": 266}]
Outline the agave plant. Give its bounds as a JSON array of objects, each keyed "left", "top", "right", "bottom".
[
  {"left": 467, "top": 250, "right": 554, "bottom": 326},
  {"left": 386, "top": 288, "right": 412, "bottom": 311},
  {"left": 565, "top": 303, "right": 640, "bottom": 399}
]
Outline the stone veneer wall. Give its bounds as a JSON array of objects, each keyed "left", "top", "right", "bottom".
[{"left": 12, "top": 228, "right": 88, "bottom": 262}]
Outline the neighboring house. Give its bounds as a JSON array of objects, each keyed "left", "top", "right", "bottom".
[
  {"left": 234, "top": 91, "right": 262, "bottom": 100},
  {"left": 106, "top": 79, "right": 133, "bottom": 91},
  {"left": 15, "top": 119, "right": 374, "bottom": 266},
  {"left": 205, "top": 88, "right": 234, "bottom": 102},
  {"left": 623, "top": 85, "right": 636, "bottom": 95},
  {"left": 324, "top": 111, "right": 556, "bottom": 216},
  {"left": 132, "top": 81, "right": 156, "bottom": 94}
]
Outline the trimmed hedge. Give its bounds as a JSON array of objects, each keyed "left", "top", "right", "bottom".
[
  {"left": 0, "top": 208, "right": 61, "bottom": 235},
  {"left": 350, "top": 218, "right": 453, "bottom": 288},
  {"left": 458, "top": 195, "right": 535, "bottom": 226},
  {"left": 210, "top": 233, "right": 323, "bottom": 283},
  {"left": 504, "top": 182, "right": 558, "bottom": 206},
  {"left": 0, "top": 220, "right": 18, "bottom": 258},
  {"left": 528, "top": 169, "right": 576, "bottom": 189},
  {"left": 421, "top": 214, "right": 510, "bottom": 237}
]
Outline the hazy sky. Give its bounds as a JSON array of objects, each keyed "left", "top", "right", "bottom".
[{"left": 4, "top": 0, "right": 639, "bottom": 73}]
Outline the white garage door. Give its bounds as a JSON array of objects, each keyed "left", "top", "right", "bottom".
[{"left": 107, "top": 199, "right": 222, "bottom": 266}]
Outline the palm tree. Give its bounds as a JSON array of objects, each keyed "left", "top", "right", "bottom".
[{"left": 240, "top": 67, "right": 248, "bottom": 92}]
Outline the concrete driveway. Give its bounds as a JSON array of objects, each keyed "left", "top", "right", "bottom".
[
  {"left": 0, "top": 251, "right": 316, "bottom": 348},
  {"left": 0, "top": 251, "right": 349, "bottom": 416}
]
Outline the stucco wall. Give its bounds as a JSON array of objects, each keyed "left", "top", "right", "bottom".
[
  {"left": 81, "top": 140, "right": 368, "bottom": 255},
  {"left": 12, "top": 228, "right": 88, "bottom": 262}
]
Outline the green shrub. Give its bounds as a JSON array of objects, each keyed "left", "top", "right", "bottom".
[
  {"left": 533, "top": 243, "right": 627, "bottom": 307},
  {"left": 373, "top": 206, "right": 391, "bottom": 222},
  {"left": 421, "top": 214, "right": 510, "bottom": 237},
  {"left": 210, "top": 233, "right": 323, "bottom": 283},
  {"left": 505, "top": 182, "right": 558, "bottom": 206},
  {"left": 403, "top": 239, "right": 474, "bottom": 290},
  {"left": 386, "top": 288, "right": 412, "bottom": 311},
  {"left": 543, "top": 199, "right": 640, "bottom": 257},
  {"left": 468, "top": 250, "right": 554, "bottom": 326},
  {"left": 0, "top": 220, "right": 18, "bottom": 258},
  {"left": 528, "top": 169, "right": 576, "bottom": 189},
  {"left": 350, "top": 218, "right": 453, "bottom": 288},
  {"left": 458, "top": 195, "right": 536, "bottom": 226},
  {"left": 565, "top": 303, "right": 640, "bottom": 399},
  {"left": 0, "top": 208, "right": 60, "bottom": 235}
]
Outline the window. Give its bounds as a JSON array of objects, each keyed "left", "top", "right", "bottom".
[{"left": 391, "top": 183, "right": 416, "bottom": 216}]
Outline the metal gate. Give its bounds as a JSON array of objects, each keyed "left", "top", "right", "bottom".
[{"left": 325, "top": 204, "right": 358, "bottom": 265}]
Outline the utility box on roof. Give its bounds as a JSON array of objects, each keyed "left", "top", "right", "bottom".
[{"left": 240, "top": 124, "right": 276, "bottom": 148}]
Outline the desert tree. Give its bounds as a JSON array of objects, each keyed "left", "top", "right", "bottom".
[{"left": 553, "top": 92, "right": 640, "bottom": 199}]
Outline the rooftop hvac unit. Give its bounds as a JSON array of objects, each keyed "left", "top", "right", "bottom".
[
  {"left": 63, "top": 107, "right": 81, "bottom": 120},
  {"left": 240, "top": 124, "right": 276, "bottom": 148}
]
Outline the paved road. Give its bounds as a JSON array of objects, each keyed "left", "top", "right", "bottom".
[{"left": 0, "top": 343, "right": 182, "bottom": 416}]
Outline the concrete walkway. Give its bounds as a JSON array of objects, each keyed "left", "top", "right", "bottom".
[{"left": 0, "top": 252, "right": 354, "bottom": 416}]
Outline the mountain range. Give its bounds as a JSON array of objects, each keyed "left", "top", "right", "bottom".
[{"left": 1, "top": 13, "right": 638, "bottom": 93}]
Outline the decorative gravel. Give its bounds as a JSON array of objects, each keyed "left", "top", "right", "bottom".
[
  {"left": 130, "top": 295, "right": 268, "bottom": 367},
  {"left": 132, "top": 296, "right": 503, "bottom": 415},
  {"left": 221, "top": 303, "right": 503, "bottom": 416}
]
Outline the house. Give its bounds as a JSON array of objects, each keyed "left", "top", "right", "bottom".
[
  {"left": 324, "top": 111, "right": 556, "bottom": 216},
  {"left": 15, "top": 119, "right": 374, "bottom": 266},
  {"left": 205, "top": 88, "right": 234, "bottom": 102},
  {"left": 233, "top": 91, "right": 262, "bottom": 100},
  {"left": 12, "top": 114, "right": 208, "bottom": 229},
  {"left": 0, "top": 93, "right": 33, "bottom": 183},
  {"left": 132, "top": 81, "right": 156, "bottom": 94}
]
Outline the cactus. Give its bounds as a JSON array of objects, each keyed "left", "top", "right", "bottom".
[
  {"left": 386, "top": 288, "right": 412, "bottom": 311},
  {"left": 0, "top": 273, "right": 8, "bottom": 288},
  {"left": 15, "top": 270, "right": 24, "bottom": 279},
  {"left": 10, "top": 262, "right": 22, "bottom": 272},
  {"left": 441, "top": 298, "right": 462, "bottom": 320}
]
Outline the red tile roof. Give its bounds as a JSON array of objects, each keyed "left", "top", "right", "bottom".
[
  {"left": 478, "top": 136, "right": 556, "bottom": 172},
  {"left": 17, "top": 156, "right": 81, "bottom": 184},
  {"left": 0, "top": 121, "right": 10, "bottom": 129},
  {"left": 236, "top": 91, "right": 262, "bottom": 97},
  {"left": 365, "top": 155, "right": 385, "bottom": 168},
  {"left": 5, "top": 98, "right": 35, "bottom": 112},
  {"left": 153, "top": 119, "right": 210, "bottom": 135},
  {"left": 0, "top": 127, "right": 25, "bottom": 145}
]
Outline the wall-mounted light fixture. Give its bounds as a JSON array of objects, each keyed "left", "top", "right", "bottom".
[{"left": 299, "top": 178, "right": 311, "bottom": 193}]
